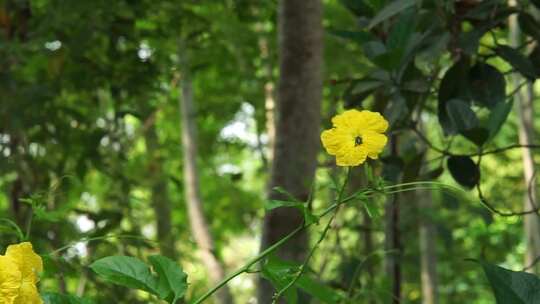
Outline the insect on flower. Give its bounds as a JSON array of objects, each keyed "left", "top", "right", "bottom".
[{"left": 321, "top": 109, "right": 388, "bottom": 166}]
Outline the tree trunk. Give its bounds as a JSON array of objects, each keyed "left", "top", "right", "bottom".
[
  {"left": 178, "top": 49, "right": 234, "bottom": 304},
  {"left": 508, "top": 0, "right": 540, "bottom": 273},
  {"left": 257, "top": 0, "right": 323, "bottom": 302},
  {"left": 145, "top": 124, "right": 177, "bottom": 259},
  {"left": 384, "top": 137, "right": 401, "bottom": 304},
  {"left": 418, "top": 190, "right": 438, "bottom": 304}
]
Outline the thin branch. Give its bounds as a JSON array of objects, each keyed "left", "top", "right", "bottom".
[
  {"left": 411, "top": 123, "right": 540, "bottom": 157},
  {"left": 523, "top": 255, "right": 540, "bottom": 272},
  {"left": 476, "top": 153, "right": 540, "bottom": 217}
]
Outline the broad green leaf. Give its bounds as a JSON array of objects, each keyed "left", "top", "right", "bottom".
[
  {"left": 297, "top": 275, "right": 343, "bottom": 303},
  {"left": 343, "top": 77, "right": 382, "bottom": 109},
  {"left": 438, "top": 60, "right": 471, "bottom": 103},
  {"left": 42, "top": 293, "right": 94, "bottom": 304},
  {"left": 384, "top": 8, "right": 417, "bottom": 68},
  {"left": 384, "top": 94, "right": 408, "bottom": 127},
  {"left": 468, "top": 63, "right": 505, "bottom": 108},
  {"left": 529, "top": 46, "right": 540, "bottom": 76},
  {"left": 89, "top": 256, "right": 159, "bottom": 296},
  {"left": 518, "top": 13, "right": 540, "bottom": 43},
  {"left": 486, "top": 100, "right": 513, "bottom": 142},
  {"left": 329, "top": 30, "right": 375, "bottom": 45},
  {"left": 272, "top": 186, "right": 300, "bottom": 203},
  {"left": 533, "top": 0, "right": 540, "bottom": 10},
  {"left": 447, "top": 156, "right": 479, "bottom": 189},
  {"left": 265, "top": 200, "right": 317, "bottom": 225},
  {"left": 475, "top": 260, "right": 540, "bottom": 304},
  {"left": 264, "top": 200, "right": 304, "bottom": 211},
  {"left": 368, "top": 0, "right": 416, "bottom": 29},
  {"left": 148, "top": 255, "right": 188, "bottom": 303},
  {"left": 338, "top": 0, "right": 374, "bottom": 17},
  {"left": 438, "top": 59, "right": 471, "bottom": 135},
  {"left": 496, "top": 45, "right": 537, "bottom": 80},
  {"left": 446, "top": 99, "right": 478, "bottom": 131},
  {"left": 461, "top": 127, "right": 489, "bottom": 147},
  {"left": 261, "top": 257, "right": 300, "bottom": 304}
]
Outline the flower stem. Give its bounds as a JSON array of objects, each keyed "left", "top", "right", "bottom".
[{"left": 272, "top": 167, "right": 352, "bottom": 303}]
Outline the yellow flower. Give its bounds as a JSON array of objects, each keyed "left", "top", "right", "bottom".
[
  {"left": 321, "top": 109, "right": 388, "bottom": 166},
  {"left": 0, "top": 242, "right": 43, "bottom": 304}
]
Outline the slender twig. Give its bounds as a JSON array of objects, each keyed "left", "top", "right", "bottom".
[
  {"left": 476, "top": 152, "right": 540, "bottom": 217},
  {"left": 523, "top": 255, "right": 540, "bottom": 272},
  {"left": 411, "top": 123, "right": 540, "bottom": 157}
]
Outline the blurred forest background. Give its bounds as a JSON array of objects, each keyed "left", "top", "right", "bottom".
[{"left": 1, "top": 0, "right": 540, "bottom": 303}]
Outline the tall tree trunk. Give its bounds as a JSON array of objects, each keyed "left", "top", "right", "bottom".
[
  {"left": 257, "top": 0, "right": 323, "bottom": 302},
  {"left": 418, "top": 190, "right": 438, "bottom": 304},
  {"left": 509, "top": 0, "right": 540, "bottom": 273},
  {"left": 178, "top": 49, "right": 234, "bottom": 304},
  {"left": 384, "top": 136, "right": 401, "bottom": 304},
  {"left": 145, "top": 124, "right": 177, "bottom": 259}
]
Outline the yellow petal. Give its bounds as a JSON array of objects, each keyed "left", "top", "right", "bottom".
[
  {"left": 331, "top": 110, "right": 388, "bottom": 134},
  {"left": 13, "top": 281, "right": 43, "bottom": 304},
  {"left": 5, "top": 243, "right": 43, "bottom": 284},
  {"left": 0, "top": 255, "right": 22, "bottom": 304},
  {"left": 335, "top": 146, "right": 367, "bottom": 166},
  {"left": 358, "top": 110, "right": 388, "bottom": 134},
  {"left": 321, "top": 128, "right": 353, "bottom": 156},
  {"left": 362, "top": 132, "right": 388, "bottom": 159}
]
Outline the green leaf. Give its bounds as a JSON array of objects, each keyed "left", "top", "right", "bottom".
[
  {"left": 384, "top": 94, "right": 408, "bottom": 127},
  {"left": 343, "top": 77, "right": 383, "bottom": 108},
  {"left": 486, "top": 100, "right": 513, "bottom": 142},
  {"left": 533, "top": 0, "right": 540, "bottom": 10},
  {"left": 368, "top": 0, "right": 417, "bottom": 29},
  {"left": 446, "top": 99, "right": 478, "bottom": 131},
  {"left": 42, "top": 293, "right": 94, "bottom": 304},
  {"left": 338, "top": 0, "right": 374, "bottom": 17},
  {"left": 447, "top": 156, "right": 480, "bottom": 189},
  {"left": 419, "top": 166, "right": 444, "bottom": 180},
  {"left": 262, "top": 256, "right": 343, "bottom": 304},
  {"left": 265, "top": 200, "right": 304, "bottom": 211},
  {"left": 438, "top": 59, "right": 471, "bottom": 135},
  {"left": 468, "top": 63, "right": 505, "bottom": 108},
  {"left": 529, "top": 46, "right": 540, "bottom": 76},
  {"left": 518, "top": 12, "right": 540, "bottom": 43},
  {"left": 272, "top": 186, "right": 300, "bottom": 203},
  {"left": 297, "top": 275, "right": 343, "bottom": 303},
  {"left": 461, "top": 127, "right": 489, "bottom": 147},
  {"left": 329, "top": 30, "right": 375, "bottom": 45},
  {"left": 496, "top": 45, "right": 537, "bottom": 80},
  {"left": 386, "top": 8, "right": 416, "bottom": 62},
  {"left": 148, "top": 255, "right": 188, "bottom": 303},
  {"left": 89, "top": 256, "right": 159, "bottom": 296},
  {"left": 475, "top": 260, "right": 540, "bottom": 304},
  {"left": 261, "top": 257, "right": 299, "bottom": 304}
]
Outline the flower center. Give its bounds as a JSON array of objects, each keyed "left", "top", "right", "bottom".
[{"left": 354, "top": 136, "right": 363, "bottom": 146}]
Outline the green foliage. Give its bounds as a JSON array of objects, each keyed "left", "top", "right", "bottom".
[
  {"left": 1, "top": 0, "right": 539, "bottom": 302},
  {"left": 447, "top": 156, "right": 480, "bottom": 189},
  {"left": 261, "top": 256, "right": 344, "bottom": 304},
  {"left": 476, "top": 260, "right": 540, "bottom": 304},
  {"left": 90, "top": 255, "right": 188, "bottom": 303}
]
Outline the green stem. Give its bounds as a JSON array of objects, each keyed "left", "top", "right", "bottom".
[
  {"left": 191, "top": 177, "right": 466, "bottom": 304},
  {"left": 0, "top": 218, "right": 25, "bottom": 242},
  {"left": 272, "top": 167, "right": 352, "bottom": 303},
  {"left": 191, "top": 195, "right": 348, "bottom": 304}
]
